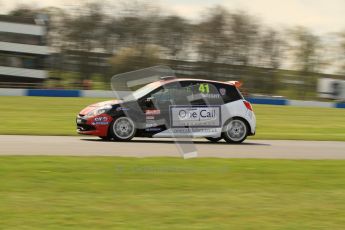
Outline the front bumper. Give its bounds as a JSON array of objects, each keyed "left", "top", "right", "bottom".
[{"left": 76, "top": 114, "right": 113, "bottom": 137}]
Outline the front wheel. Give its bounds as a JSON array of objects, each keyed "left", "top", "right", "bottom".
[
  {"left": 110, "top": 117, "right": 136, "bottom": 141},
  {"left": 222, "top": 119, "right": 248, "bottom": 144}
]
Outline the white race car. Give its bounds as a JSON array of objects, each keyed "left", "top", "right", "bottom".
[{"left": 77, "top": 77, "right": 256, "bottom": 143}]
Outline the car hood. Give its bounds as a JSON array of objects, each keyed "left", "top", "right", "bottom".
[{"left": 79, "top": 100, "right": 122, "bottom": 115}]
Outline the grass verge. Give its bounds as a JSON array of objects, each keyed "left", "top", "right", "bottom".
[{"left": 1, "top": 157, "right": 345, "bottom": 229}]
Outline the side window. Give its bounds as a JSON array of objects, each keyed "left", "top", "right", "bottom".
[
  {"left": 146, "top": 81, "right": 243, "bottom": 106},
  {"left": 217, "top": 84, "right": 243, "bottom": 103},
  {"left": 150, "top": 88, "right": 171, "bottom": 102},
  {"left": 181, "top": 81, "right": 222, "bottom": 105},
  {"left": 149, "top": 82, "right": 193, "bottom": 104}
]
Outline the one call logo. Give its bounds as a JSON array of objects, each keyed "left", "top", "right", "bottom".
[{"left": 170, "top": 106, "right": 221, "bottom": 127}]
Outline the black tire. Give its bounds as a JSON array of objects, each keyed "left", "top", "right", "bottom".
[
  {"left": 222, "top": 118, "right": 248, "bottom": 144},
  {"left": 205, "top": 137, "right": 222, "bottom": 143},
  {"left": 109, "top": 117, "right": 136, "bottom": 141}
]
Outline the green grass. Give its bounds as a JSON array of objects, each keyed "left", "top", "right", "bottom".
[
  {"left": 0, "top": 96, "right": 344, "bottom": 140},
  {"left": 1, "top": 157, "right": 345, "bottom": 229},
  {"left": 253, "top": 104, "right": 345, "bottom": 141},
  {"left": 0, "top": 96, "right": 107, "bottom": 136}
]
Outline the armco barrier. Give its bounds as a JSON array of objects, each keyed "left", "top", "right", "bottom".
[
  {"left": 246, "top": 97, "right": 288, "bottom": 106},
  {"left": 288, "top": 100, "right": 333, "bottom": 108},
  {"left": 81, "top": 90, "right": 130, "bottom": 98},
  {"left": 27, "top": 89, "right": 80, "bottom": 97},
  {"left": 81, "top": 90, "right": 115, "bottom": 98},
  {"left": 0, "top": 88, "right": 25, "bottom": 96},
  {"left": 0, "top": 88, "right": 344, "bottom": 108},
  {"left": 335, "top": 103, "right": 345, "bottom": 109}
]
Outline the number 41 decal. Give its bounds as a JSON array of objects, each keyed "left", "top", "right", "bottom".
[{"left": 199, "top": 83, "right": 210, "bottom": 93}]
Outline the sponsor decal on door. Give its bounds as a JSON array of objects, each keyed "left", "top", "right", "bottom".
[
  {"left": 170, "top": 106, "right": 221, "bottom": 128},
  {"left": 145, "top": 109, "right": 161, "bottom": 115}
]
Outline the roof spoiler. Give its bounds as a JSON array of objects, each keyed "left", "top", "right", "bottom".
[{"left": 227, "top": 81, "right": 242, "bottom": 88}]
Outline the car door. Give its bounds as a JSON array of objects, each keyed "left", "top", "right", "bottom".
[
  {"left": 140, "top": 82, "right": 195, "bottom": 132},
  {"left": 138, "top": 84, "right": 176, "bottom": 132}
]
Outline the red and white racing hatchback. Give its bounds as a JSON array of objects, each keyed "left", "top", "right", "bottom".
[{"left": 77, "top": 77, "right": 256, "bottom": 144}]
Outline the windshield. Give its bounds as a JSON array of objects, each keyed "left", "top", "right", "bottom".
[
  {"left": 111, "top": 66, "right": 175, "bottom": 100},
  {"left": 122, "top": 82, "right": 162, "bottom": 101}
]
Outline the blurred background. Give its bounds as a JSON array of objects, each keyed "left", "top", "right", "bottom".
[{"left": 0, "top": 0, "right": 344, "bottom": 100}]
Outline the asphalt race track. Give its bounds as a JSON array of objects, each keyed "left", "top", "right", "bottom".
[{"left": 1, "top": 135, "right": 345, "bottom": 159}]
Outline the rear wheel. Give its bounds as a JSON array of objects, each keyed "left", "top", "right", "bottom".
[
  {"left": 222, "top": 119, "right": 248, "bottom": 144},
  {"left": 110, "top": 117, "right": 136, "bottom": 141},
  {"left": 205, "top": 137, "right": 222, "bottom": 143}
]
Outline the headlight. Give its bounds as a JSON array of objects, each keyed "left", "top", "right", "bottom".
[{"left": 86, "top": 105, "right": 112, "bottom": 117}]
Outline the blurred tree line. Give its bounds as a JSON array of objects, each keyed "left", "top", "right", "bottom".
[{"left": 7, "top": 1, "right": 345, "bottom": 98}]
